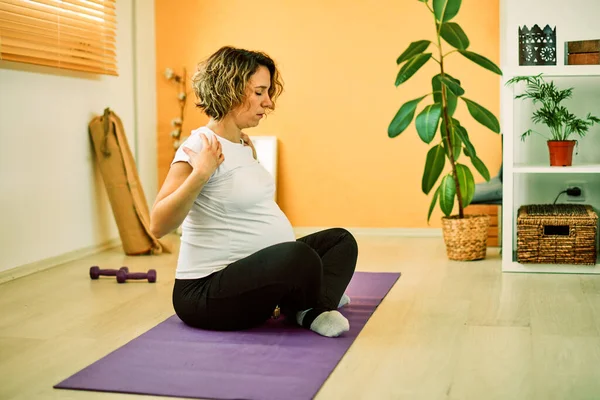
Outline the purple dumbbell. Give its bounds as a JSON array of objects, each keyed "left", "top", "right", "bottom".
[
  {"left": 116, "top": 269, "right": 157, "bottom": 284},
  {"left": 90, "top": 266, "right": 129, "bottom": 279}
]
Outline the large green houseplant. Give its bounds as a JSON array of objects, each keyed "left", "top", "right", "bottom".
[
  {"left": 388, "top": 0, "right": 502, "bottom": 261},
  {"left": 506, "top": 74, "right": 600, "bottom": 166}
]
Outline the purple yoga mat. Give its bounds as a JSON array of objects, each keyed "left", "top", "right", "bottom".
[{"left": 55, "top": 271, "right": 399, "bottom": 400}]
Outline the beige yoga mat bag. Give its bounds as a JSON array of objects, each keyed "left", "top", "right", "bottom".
[{"left": 89, "top": 108, "right": 170, "bottom": 255}]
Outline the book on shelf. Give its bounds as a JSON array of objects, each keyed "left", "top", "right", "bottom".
[{"left": 565, "top": 39, "right": 600, "bottom": 65}]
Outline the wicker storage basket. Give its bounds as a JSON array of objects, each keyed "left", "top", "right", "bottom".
[
  {"left": 517, "top": 204, "right": 598, "bottom": 265},
  {"left": 441, "top": 214, "right": 490, "bottom": 261}
]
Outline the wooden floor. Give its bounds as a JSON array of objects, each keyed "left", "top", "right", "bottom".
[{"left": 2, "top": 234, "right": 600, "bottom": 400}]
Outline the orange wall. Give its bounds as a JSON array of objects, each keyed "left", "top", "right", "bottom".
[{"left": 155, "top": 0, "right": 501, "bottom": 228}]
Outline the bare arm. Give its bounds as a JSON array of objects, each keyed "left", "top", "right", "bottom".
[
  {"left": 150, "top": 164, "right": 206, "bottom": 238},
  {"left": 150, "top": 134, "right": 224, "bottom": 238}
]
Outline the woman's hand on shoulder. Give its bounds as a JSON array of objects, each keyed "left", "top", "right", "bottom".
[{"left": 183, "top": 134, "right": 224, "bottom": 181}]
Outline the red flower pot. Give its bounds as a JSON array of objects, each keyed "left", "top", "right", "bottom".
[{"left": 547, "top": 140, "right": 576, "bottom": 166}]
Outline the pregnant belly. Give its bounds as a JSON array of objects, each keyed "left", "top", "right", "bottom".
[{"left": 233, "top": 214, "right": 296, "bottom": 256}]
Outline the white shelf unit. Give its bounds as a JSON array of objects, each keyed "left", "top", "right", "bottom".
[
  {"left": 513, "top": 164, "right": 600, "bottom": 174},
  {"left": 502, "top": 75, "right": 600, "bottom": 274},
  {"left": 503, "top": 65, "right": 600, "bottom": 78},
  {"left": 504, "top": 255, "right": 600, "bottom": 274},
  {"left": 500, "top": 0, "right": 600, "bottom": 274}
]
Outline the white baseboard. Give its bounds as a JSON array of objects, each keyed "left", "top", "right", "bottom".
[
  {"left": 0, "top": 228, "right": 442, "bottom": 284},
  {"left": 293, "top": 227, "right": 443, "bottom": 238},
  {"left": 0, "top": 238, "right": 121, "bottom": 285}
]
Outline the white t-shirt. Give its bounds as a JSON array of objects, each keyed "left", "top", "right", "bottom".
[{"left": 171, "top": 126, "right": 296, "bottom": 279}]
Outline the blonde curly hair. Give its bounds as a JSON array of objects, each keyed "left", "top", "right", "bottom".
[{"left": 191, "top": 46, "right": 284, "bottom": 120}]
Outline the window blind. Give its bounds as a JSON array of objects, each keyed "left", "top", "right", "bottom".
[{"left": 0, "top": 0, "right": 117, "bottom": 75}]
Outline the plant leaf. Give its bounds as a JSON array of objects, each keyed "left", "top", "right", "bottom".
[
  {"left": 440, "top": 118, "right": 461, "bottom": 160},
  {"left": 463, "top": 145, "right": 490, "bottom": 181},
  {"left": 416, "top": 104, "right": 442, "bottom": 143},
  {"left": 427, "top": 185, "right": 441, "bottom": 223},
  {"left": 441, "top": 76, "right": 465, "bottom": 96},
  {"left": 458, "top": 50, "right": 502, "bottom": 75},
  {"left": 462, "top": 97, "right": 501, "bottom": 133},
  {"left": 452, "top": 120, "right": 476, "bottom": 156},
  {"left": 520, "top": 129, "right": 534, "bottom": 142},
  {"left": 432, "top": 74, "right": 458, "bottom": 116},
  {"left": 440, "top": 22, "right": 470, "bottom": 50},
  {"left": 455, "top": 164, "right": 475, "bottom": 207},
  {"left": 433, "top": 0, "right": 462, "bottom": 22},
  {"left": 439, "top": 114, "right": 450, "bottom": 139},
  {"left": 439, "top": 174, "right": 456, "bottom": 216},
  {"left": 396, "top": 40, "right": 431, "bottom": 64},
  {"left": 395, "top": 53, "right": 432, "bottom": 86},
  {"left": 422, "top": 144, "right": 446, "bottom": 194},
  {"left": 450, "top": 122, "right": 462, "bottom": 159},
  {"left": 388, "top": 96, "right": 426, "bottom": 138},
  {"left": 471, "top": 155, "right": 490, "bottom": 181}
]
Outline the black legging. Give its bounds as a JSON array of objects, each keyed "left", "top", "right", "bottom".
[{"left": 172, "top": 228, "right": 358, "bottom": 331}]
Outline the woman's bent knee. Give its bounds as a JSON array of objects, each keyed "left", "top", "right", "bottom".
[
  {"left": 334, "top": 228, "right": 358, "bottom": 258},
  {"left": 276, "top": 241, "right": 322, "bottom": 282}
]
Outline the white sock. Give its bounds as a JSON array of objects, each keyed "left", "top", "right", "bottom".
[
  {"left": 338, "top": 294, "right": 351, "bottom": 308},
  {"left": 296, "top": 309, "right": 350, "bottom": 338},
  {"left": 310, "top": 311, "right": 350, "bottom": 337}
]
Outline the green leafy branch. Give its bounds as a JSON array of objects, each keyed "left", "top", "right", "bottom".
[
  {"left": 506, "top": 74, "right": 600, "bottom": 142},
  {"left": 389, "top": 0, "right": 502, "bottom": 222}
]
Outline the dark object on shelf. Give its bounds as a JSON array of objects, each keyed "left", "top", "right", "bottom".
[
  {"left": 517, "top": 204, "right": 597, "bottom": 265},
  {"left": 519, "top": 25, "right": 556, "bottom": 66},
  {"left": 565, "top": 39, "right": 600, "bottom": 65}
]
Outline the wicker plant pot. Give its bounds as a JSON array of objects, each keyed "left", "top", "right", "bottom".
[{"left": 441, "top": 214, "right": 491, "bottom": 261}]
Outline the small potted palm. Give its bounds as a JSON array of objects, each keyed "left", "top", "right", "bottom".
[
  {"left": 506, "top": 74, "right": 600, "bottom": 166},
  {"left": 389, "top": 0, "right": 502, "bottom": 261}
]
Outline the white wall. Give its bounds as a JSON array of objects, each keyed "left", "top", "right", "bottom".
[
  {"left": 133, "top": 0, "right": 158, "bottom": 207},
  {"left": 0, "top": 0, "right": 157, "bottom": 274}
]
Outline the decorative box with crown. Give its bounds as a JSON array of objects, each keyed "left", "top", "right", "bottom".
[{"left": 518, "top": 24, "right": 557, "bottom": 66}]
